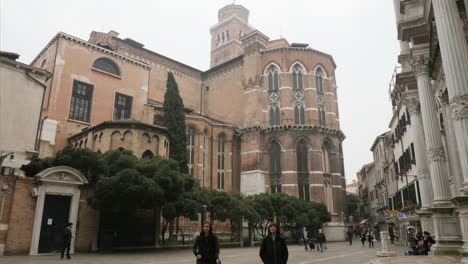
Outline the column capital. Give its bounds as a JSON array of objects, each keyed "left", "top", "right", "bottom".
[
  {"left": 450, "top": 94, "right": 468, "bottom": 121},
  {"left": 404, "top": 96, "right": 421, "bottom": 114},
  {"left": 427, "top": 147, "right": 446, "bottom": 162},
  {"left": 438, "top": 91, "right": 450, "bottom": 106},
  {"left": 410, "top": 56, "right": 430, "bottom": 76}
]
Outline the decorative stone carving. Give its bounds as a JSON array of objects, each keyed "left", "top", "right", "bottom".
[
  {"left": 417, "top": 168, "right": 431, "bottom": 180},
  {"left": 410, "top": 56, "right": 430, "bottom": 76},
  {"left": 427, "top": 147, "right": 446, "bottom": 162},
  {"left": 268, "top": 92, "right": 279, "bottom": 105},
  {"left": 404, "top": 97, "right": 420, "bottom": 113},
  {"left": 316, "top": 94, "right": 325, "bottom": 105},
  {"left": 293, "top": 91, "right": 304, "bottom": 103},
  {"left": 323, "top": 173, "right": 332, "bottom": 186},
  {"left": 450, "top": 94, "right": 468, "bottom": 120}
]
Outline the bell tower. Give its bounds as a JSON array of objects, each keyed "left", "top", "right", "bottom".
[{"left": 210, "top": 4, "right": 253, "bottom": 68}]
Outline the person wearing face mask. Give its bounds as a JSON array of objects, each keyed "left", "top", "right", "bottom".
[
  {"left": 259, "top": 222, "right": 289, "bottom": 264},
  {"left": 193, "top": 222, "right": 220, "bottom": 264}
]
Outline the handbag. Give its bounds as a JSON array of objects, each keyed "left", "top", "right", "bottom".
[{"left": 216, "top": 257, "right": 222, "bottom": 264}]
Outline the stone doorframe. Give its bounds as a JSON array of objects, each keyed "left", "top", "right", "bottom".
[{"left": 29, "top": 166, "right": 88, "bottom": 255}]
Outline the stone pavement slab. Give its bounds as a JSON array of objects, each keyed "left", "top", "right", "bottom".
[
  {"left": 0, "top": 240, "right": 444, "bottom": 264},
  {"left": 369, "top": 256, "right": 461, "bottom": 264}
]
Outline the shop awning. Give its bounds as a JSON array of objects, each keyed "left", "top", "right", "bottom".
[{"left": 359, "top": 218, "right": 369, "bottom": 224}]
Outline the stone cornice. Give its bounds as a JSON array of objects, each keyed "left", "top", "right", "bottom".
[
  {"left": 397, "top": 0, "right": 432, "bottom": 41},
  {"left": 31, "top": 32, "right": 151, "bottom": 69},
  {"left": 262, "top": 47, "right": 337, "bottom": 69},
  {"left": 238, "top": 125, "right": 346, "bottom": 141},
  {"left": 67, "top": 120, "right": 169, "bottom": 142},
  {"left": 410, "top": 55, "right": 430, "bottom": 76}
]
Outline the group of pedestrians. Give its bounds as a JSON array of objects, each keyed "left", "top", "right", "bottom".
[
  {"left": 406, "top": 226, "right": 436, "bottom": 256},
  {"left": 301, "top": 227, "right": 328, "bottom": 253}
]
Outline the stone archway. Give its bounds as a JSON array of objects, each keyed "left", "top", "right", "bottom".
[{"left": 29, "top": 166, "right": 88, "bottom": 255}]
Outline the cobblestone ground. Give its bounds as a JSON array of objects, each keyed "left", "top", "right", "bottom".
[{"left": 0, "top": 240, "right": 409, "bottom": 264}]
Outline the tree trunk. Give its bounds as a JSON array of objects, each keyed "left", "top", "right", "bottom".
[{"left": 154, "top": 208, "right": 161, "bottom": 247}]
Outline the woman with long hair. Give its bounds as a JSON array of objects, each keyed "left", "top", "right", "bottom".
[
  {"left": 259, "top": 222, "right": 289, "bottom": 264},
  {"left": 192, "top": 222, "right": 220, "bottom": 264}
]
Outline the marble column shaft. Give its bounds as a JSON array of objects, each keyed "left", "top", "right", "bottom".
[
  {"left": 432, "top": 0, "right": 468, "bottom": 194},
  {"left": 412, "top": 57, "right": 452, "bottom": 205},
  {"left": 405, "top": 96, "right": 434, "bottom": 208},
  {"left": 440, "top": 94, "right": 464, "bottom": 196}
]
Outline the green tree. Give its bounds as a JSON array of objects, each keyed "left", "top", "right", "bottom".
[{"left": 162, "top": 72, "right": 188, "bottom": 173}]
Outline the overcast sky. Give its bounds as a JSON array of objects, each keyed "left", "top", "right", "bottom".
[{"left": 1, "top": 0, "right": 399, "bottom": 183}]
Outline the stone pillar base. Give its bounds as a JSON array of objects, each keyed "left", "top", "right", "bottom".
[
  {"left": 429, "top": 205, "right": 463, "bottom": 256},
  {"left": 376, "top": 251, "right": 397, "bottom": 257},
  {"left": 322, "top": 221, "right": 346, "bottom": 241}
]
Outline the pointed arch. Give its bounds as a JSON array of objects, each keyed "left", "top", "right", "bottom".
[
  {"left": 263, "top": 61, "right": 282, "bottom": 75},
  {"left": 264, "top": 63, "right": 280, "bottom": 92},
  {"left": 313, "top": 64, "right": 328, "bottom": 78},
  {"left": 269, "top": 139, "right": 282, "bottom": 193},
  {"left": 217, "top": 133, "right": 226, "bottom": 190},
  {"left": 296, "top": 138, "right": 310, "bottom": 201},
  {"left": 288, "top": 60, "right": 308, "bottom": 73},
  {"left": 292, "top": 63, "right": 304, "bottom": 90},
  {"left": 187, "top": 126, "right": 196, "bottom": 176},
  {"left": 294, "top": 105, "right": 305, "bottom": 125}
]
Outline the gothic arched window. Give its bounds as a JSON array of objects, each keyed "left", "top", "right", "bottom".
[
  {"left": 269, "top": 106, "right": 280, "bottom": 126},
  {"left": 297, "top": 140, "right": 310, "bottom": 201},
  {"left": 318, "top": 106, "right": 326, "bottom": 126},
  {"left": 92, "top": 57, "right": 121, "bottom": 76},
  {"left": 217, "top": 135, "right": 226, "bottom": 190},
  {"left": 292, "top": 64, "right": 303, "bottom": 90},
  {"left": 267, "top": 65, "right": 279, "bottom": 92},
  {"left": 187, "top": 127, "right": 196, "bottom": 176},
  {"left": 294, "top": 105, "right": 305, "bottom": 125},
  {"left": 316, "top": 67, "right": 324, "bottom": 93},
  {"left": 269, "top": 140, "right": 282, "bottom": 193}
]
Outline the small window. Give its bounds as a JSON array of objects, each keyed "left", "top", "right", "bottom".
[
  {"left": 269, "top": 106, "right": 280, "bottom": 126},
  {"left": 1, "top": 167, "right": 11, "bottom": 176},
  {"left": 92, "top": 57, "right": 121, "bottom": 76},
  {"left": 69, "top": 80, "right": 93, "bottom": 122},
  {"left": 113, "top": 93, "right": 133, "bottom": 120},
  {"left": 294, "top": 105, "right": 305, "bottom": 125},
  {"left": 318, "top": 106, "right": 326, "bottom": 126},
  {"left": 292, "top": 65, "right": 303, "bottom": 90},
  {"left": 267, "top": 65, "right": 279, "bottom": 91},
  {"left": 153, "top": 114, "right": 163, "bottom": 126},
  {"left": 316, "top": 68, "right": 324, "bottom": 93}
]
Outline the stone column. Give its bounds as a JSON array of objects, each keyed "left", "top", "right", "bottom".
[
  {"left": 411, "top": 56, "right": 451, "bottom": 206},
  {"left": 432, "top": 0, "right": 468, "bottom": 195},
  {"left": 404, "top": 95, "right": 433, "bottom": 209},
  {"left": 404, "top": 95, "right": 434, "bottom": 233},
  {"left": 411, "top": 56, "right": 461, "bottom": 255},
  {"left": 439, "top": 92, "right": 464, "bottom": 196}
]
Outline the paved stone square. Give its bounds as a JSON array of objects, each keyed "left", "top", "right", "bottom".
[{"left": 0, "top": 240, "right": 413, "bottom": 264}]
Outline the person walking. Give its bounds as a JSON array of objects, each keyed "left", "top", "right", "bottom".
[
  {"left": 347, "top": 227, "right": 354, "bottom": 246},
  {"left": 388, "top": 227, "right": 395, "bottom": 245},
  {"left": 193, "top": 222, "right": 220, "bottom": 264},
  {"left": 354, "top": 226, "right": 360, "bottom": 239},
  {"left": 60, "top": 222, "right": 73, "bottom": 260},
  {"left": 316, "top": 229, "right": 327, "bottom": 252},
  {"left": 302, "top": 227, "right": 310, "bottom": 251},
  {"left": 360, "top": 229, "right": 367, "bottom": 247},
  {"left": 259, "top": 223, "right": 288, "bottom": 264},
  {"left": 367, "top": 229, "right": 375, "bottom": 248}
]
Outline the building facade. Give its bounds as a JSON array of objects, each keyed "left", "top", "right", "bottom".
[
  {"left": 0, "top": 4, "right": 347, "bottom": 254},
  {"left": 392, "top": 0, "right": 468, "bottom": 258}
]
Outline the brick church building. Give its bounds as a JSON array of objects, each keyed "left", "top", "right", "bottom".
[{"left": 0, "top": 4, "right": 346, "bottom": 254}]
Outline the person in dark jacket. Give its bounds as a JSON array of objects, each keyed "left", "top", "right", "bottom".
[
  {"left": 418, "top": 231, "right": 436, "bottom": 255},
  {"left": 259, "top": 223, "right": 288, "bottom": 264},
  {"left": 61, "top": 222, "right": 73, "bottom": 259},
  {"left": 316, "top": 229, "right": 327, "bottom": 252},
  {"left": 347, "top": 227, "right": 354, "bottom": 246},
  {"left": 192, "top": 222, "right": 220, "bottom": 264}
]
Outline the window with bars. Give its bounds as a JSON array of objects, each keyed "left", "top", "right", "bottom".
[
  {"left": 270, "top": 140, "right": 282, "bottom": 193},
  {"left": 268, "top": 66, "right": 279, "bottom": 92},
  {"left": 217, "top": 135, "right": 226, "bottom": 190},
  {"left": 294, "top": 105, "right": 305, "bottom": 125},
  {"left": 69, "top": 80, "right": 93, "bottom": 122},
  {"left": 292, "top": 65, "right": 303, "bottom": 90},
  {"left": 297, "top": 140, "right": 310, "bottom": 201},
  {"left": 187, "top": 127, "right": 195, "bottom": 176},
  {"left": 318, "top": 106, "right": 326, "bottom": 126},
  {"left": 113, "top": 93, "right": 132, "bottom": 120}
]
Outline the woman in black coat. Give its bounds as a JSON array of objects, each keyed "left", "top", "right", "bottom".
[
  {"left": 193, "top": 222, "right": 220, "bottom": 264},
  {"left": 259, "top": 223, "right": 289, "bottom": 264}
]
